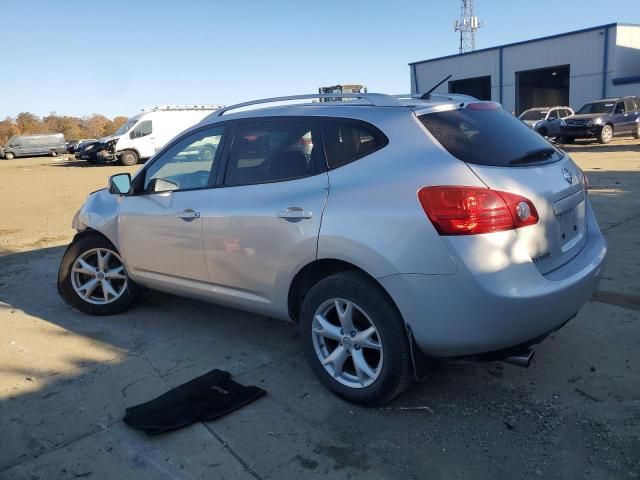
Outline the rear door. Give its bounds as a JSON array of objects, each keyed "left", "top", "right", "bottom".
[
  {"left": 201, "top": 118, "right": 328, "bottom": 316},
  {"left": 612, "top": 101, "right": 630, "bottom": 134},
  {"left": 419, "top": 105, "right": 587, "bottom": 274}
]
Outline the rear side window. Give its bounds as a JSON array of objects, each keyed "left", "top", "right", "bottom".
[
  {"left": 624, "top": 99, "right": 636, "bottom": 112},
  {"left": 419, "top": 106, "right": 562, "bottom": 167},
  {"left": 224, "top": 120, "right": 322, "bottom": 186},
  {"left": 321, "top": 120, "right": 387, "bottom": 169}
]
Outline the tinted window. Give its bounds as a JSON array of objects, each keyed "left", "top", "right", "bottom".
[
  {"left": 562, "top": 109, "right": 572, "bottom": 118},
  {"left": 144, "top": 126, "right": 224, "bottom": 192},
  {"left": 321, "top": 120, "right": 386, "bottom": 169},
  {"left": 224, "top": 121, "right": 321, "bottom": 185},
  {"left": 548, "top": 110, "right": 559, "bottom": 119},
  {"left": 419, "top": 106, "right": 562, "bottom": 167},
  {"left": 624, "top": 99, "right": 636, "bottom": 112},
  {"left": 131, "top": 120, "right": 152, "bottom": 139}
]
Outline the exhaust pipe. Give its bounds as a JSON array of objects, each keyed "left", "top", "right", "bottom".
[{"left": 502, "top": 348, "right": 535, "bottom": 368}]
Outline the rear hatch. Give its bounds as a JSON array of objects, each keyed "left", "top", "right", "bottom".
[{"left": 419, "top": 104, "right": 587, "bottom": 274}]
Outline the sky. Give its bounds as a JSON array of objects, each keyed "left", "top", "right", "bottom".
[{"left": 1, "top": 0, "right": 638, "bottom": 119}]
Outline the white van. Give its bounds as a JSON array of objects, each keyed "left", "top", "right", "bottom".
[{"left": 103, "top": 105, "right": 223, "bottom": 165}]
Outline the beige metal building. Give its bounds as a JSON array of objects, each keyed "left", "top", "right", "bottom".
[{"left": 409, "top": 23, "right": 640, "bottom": 114}]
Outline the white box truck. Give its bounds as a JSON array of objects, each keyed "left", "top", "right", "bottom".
[{"left": 89, "top": 105, "right": 223, "bottom": 165}]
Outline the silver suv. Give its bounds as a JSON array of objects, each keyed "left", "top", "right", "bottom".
[{"left": 58, "top": 93, "right": 607, "bottom": 405}]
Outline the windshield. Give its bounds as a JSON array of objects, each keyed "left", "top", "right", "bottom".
[
  {"left": 114, "top": 120, "right": 137, "bottom": 136},
  {"left": 577, "top": 102, "right": 614, "bottom": 114},
  {"left": 519, "top": 110, "right": 548, "bottom": 121},
  {"left": 419, "top": 106, "right": 562, "bottom": 167}
]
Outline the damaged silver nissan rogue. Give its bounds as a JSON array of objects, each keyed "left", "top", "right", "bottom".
[{"left": 58, "top": 93, "right": 607, "bottom": 405}]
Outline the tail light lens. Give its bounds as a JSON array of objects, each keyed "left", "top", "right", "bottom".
[{"left": 418, "top": 186, "right": 539, "bottom": 235}]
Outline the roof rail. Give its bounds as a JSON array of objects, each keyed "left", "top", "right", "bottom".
[
  {"left": 216, "top": 93, "right": 402, "bottom": 116},
  {"left": 141, "top": 104, "right": 224, "bottom": 112}
]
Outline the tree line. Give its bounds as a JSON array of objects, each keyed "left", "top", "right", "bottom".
[{"left": 0, "top": 112, "right": 129, "bottom": 145}]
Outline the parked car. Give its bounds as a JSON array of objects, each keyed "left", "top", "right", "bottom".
[
  {"left": 1, "top": 133, "right": 66, "bottom": 159},
  {"left": 57, "top": 93, "right": 606, "bottom": 405},
  {"left": 559, "top": 97, "right": 640, "bottom": 144},
  {"left": 519, "top": 106, "right": 574, "bottom": 137},
  {"left": 68, "top": 138, "right": 97, "bottom": 154},
  {"left": 89, "top": 105, "right": 223, "bottom": 166}
]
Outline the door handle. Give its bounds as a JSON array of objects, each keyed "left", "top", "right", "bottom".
[
  {"left": 178, "top": 209, "right": 200, "bottom": 220},
  {"left": 277, "top": 207, "right": 312, "bottom": 220}
]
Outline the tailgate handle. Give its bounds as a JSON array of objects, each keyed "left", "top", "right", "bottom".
[{"left": 554, "top": 190, "right": 584, "bottom": 216}]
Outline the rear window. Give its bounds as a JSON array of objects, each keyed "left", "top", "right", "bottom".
[
  {"left": 321, "top": 120, "right": 387, "bottom": 169},
  {"left": 419, "top": 106, "right": 562, "bottom": 167}
]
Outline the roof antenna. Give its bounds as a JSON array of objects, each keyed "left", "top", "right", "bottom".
[{"left": 420, "top": 75, "right": 453, "bottom": 100}]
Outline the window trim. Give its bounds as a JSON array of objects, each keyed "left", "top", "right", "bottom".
[
  {"left": 318, "top": 117, "right": 389, "bottom": 171},
  {"left": 219, "top": 117, "right": 326, "bottom": 188},
  {"left": 130, "top": 122, "right": 230, "bottom": 196}
]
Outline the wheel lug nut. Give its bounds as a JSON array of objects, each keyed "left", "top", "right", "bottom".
[
  {"left": 350, "top": 331, "right": 356, "bottom": 337},
  {"left": 354, "top": 345, "right": 361, "bottom": 350}
]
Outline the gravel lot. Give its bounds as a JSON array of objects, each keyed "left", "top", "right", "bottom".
[{"left": 1, "top": 143, "right": 639, "bottom": 479}]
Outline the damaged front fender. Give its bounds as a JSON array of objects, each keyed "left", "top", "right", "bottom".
[{"left": 72, "top": 188, "right": 121, "bottom": 248}]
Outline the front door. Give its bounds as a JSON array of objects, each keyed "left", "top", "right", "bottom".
[
  {"left": 201, "top": 118, "right": 328, "bottom": 316},
  {"left": 117, "top": 125, "right": 226, "bottom": 291},
  {"left": 129, "top": 119, "right": 156, "bottom": 158}
]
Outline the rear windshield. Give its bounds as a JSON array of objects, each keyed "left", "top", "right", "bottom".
[{"left": 419, "top": 107, "right": 562, "bottom": 167}]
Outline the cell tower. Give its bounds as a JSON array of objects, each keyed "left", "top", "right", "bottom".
[{"left": 454, "top": 0, "right": 482, "bottom": 53}]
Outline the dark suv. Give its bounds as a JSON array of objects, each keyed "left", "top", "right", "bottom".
[{"left": 559, "top": 97, "right": 640, "bottom": 144}]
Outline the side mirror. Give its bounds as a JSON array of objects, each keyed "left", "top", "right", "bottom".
[{"left": 109, "top": 173, "right": 131, "bottom": 195}]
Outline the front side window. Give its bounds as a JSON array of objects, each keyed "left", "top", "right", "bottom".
[
  {"left": 130, "top": 120, "right": 153, "bottom": 139},
  {"left": 321, "top": 120, "right": 386, "bottom": 169},
  {"left": 624, "top": 99, "right": 636, "bottom": 112},
  {"left": 143, "top": 126, "right": 225, "bottom": 192},
  {"left": 548, "top": 110, "right": 559, "bottom": 120},
  {"left": 224, "top": 121, "right": 321, "bottom": 185},
  {"left": 614, "top": 102, "right": 625, "bottom": 114}
]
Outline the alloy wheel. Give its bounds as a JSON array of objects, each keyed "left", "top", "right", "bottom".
[
  {"left": 311, "top": 298, "right": 383, "bottom": 388},
  {"left": 70, "top": 248, "right": 128, "bottom": 305}
]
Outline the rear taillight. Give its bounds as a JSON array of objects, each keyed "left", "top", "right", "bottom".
[{"left": 417, "top": 186, "right": 539, "bottom": 235}]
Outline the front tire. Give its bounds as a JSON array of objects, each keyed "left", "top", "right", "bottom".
[
  {"left": 597, "top": 125, "right": 613, "bottom": 144},
  {"left": 633, "top": 125, "right": 640, "bottom": 140},
  {"left": 300, "top": 271, "right": 412, "bottom": 406},
  {"left": 50, "top": 150, "right": 58, "bottom": 157},
  {"left": 120, "top": 150, "right": 139, "bottom": 166},
  {"left": 4, "top": 152, "right": 15, "bottom": 160},
  {"left": 58, "top": 232, "right": 139, "bottom": 315}
]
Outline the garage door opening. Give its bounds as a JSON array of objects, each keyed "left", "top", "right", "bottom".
[
  {"left": 448, "top": 76, "right": 492, "bottom": 100},
  {"left": 516, "top": 65, "right": 570, "bottom": 114}
]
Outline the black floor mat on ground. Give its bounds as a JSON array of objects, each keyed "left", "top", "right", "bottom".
[{"left": 123, "top": 369, "right": 266, "bottom": 436}]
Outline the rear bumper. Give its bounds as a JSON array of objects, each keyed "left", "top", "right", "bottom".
[{"left": 379, "top": 204, "right": 607, "bottom": 357}]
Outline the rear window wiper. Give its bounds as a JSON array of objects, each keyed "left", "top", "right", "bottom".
[{"left": 509, "top": 148, "right": 556, "bottom": 165}]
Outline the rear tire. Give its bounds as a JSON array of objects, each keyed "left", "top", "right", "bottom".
[
  {"left": 58, "top": 232, "right": 139, "bottom": 315},
  {"left": 633, "top": 125, "right": 640, "bottom": 140},
  {"left": 300, "top": 271, "right": 412, "bottom": 406},
  {"left": 597, "top": 125, "right": 613, "bottom": 144},
  {"left": 50, "top": 150, "right": 58, "bottom": 157},
  {"left": 120, "top": 150, "right": 139, "bottom": 166},
  {"left": 4, "top": 152, "right": 15, "bottom": 160}
]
